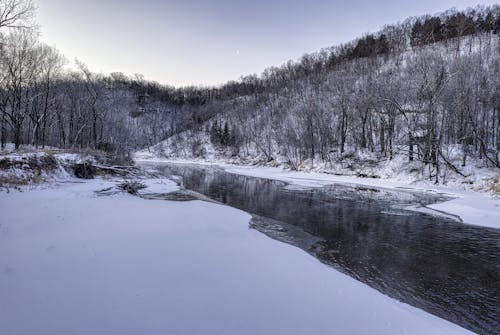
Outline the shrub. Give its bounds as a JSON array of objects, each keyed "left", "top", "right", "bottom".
[
  {"left": 73, "top": 162, "right": 96, "bottom": 179},
  {"left": 118, "top": 180, "right": 147, "bottom": 195}
]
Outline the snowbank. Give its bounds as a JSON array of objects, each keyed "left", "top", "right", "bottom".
[
  {"left": 137, "top": 178, "right": 179, "bottom": 194},
  {"left": 0, "top": 151, "right": 65, "bottom": 187},
  {"left": 0, "top": 148, "right": 138, "bottom": 188},
  {"left": 0, "top": 179, "right": 473, "bottom": 335},
  {"left": 0, "top": 150, "right": 103, "bottom": 188}
]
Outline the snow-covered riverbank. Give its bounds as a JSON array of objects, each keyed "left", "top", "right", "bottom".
[
  {"left": 0, "top": 177, "right": 475, "bottom": 335},
  {"left": 136, "top": 157, "right": 500, "bottom": 230}
]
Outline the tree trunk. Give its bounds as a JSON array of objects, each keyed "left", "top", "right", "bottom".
[{"left": 409, "top": 132, "right": 414, "bottom": 161}]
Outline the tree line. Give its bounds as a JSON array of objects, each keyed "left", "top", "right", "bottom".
[
  {"left": 155, "top": 5, "right": 500, "bottom": 183},
  {"left": 1, "top": 1, "right": 499, "bottom": 181}
]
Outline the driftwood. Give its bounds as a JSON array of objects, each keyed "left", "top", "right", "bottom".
[
  {"left": 92, "top": 164, "right": 142, "bottom": 176},
  {"left": 117, "top": 180, "right": 147, "bottom": 195},
  {"left": 438, "top": 150, "right": 468, "bottom": 178},
  {"left": 72, "top": 162, "right": 142, "bottom": 179}
]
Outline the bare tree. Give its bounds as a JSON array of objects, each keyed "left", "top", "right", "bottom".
[{"left": 0, "top": 0, "right": 35, "bottom": 30}]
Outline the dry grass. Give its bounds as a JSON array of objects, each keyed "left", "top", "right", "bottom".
[
  {"left": 0, "top": 175, "right": 29, "bottom": 186},
  {"left": 118, "top": 180, "right": 147, "bottom": 195},
  {"left": 0, "top": 152, "right": 58, "bottom": 187},
  {"left": 487, "top": 173, "right": 500, "bottom": 195}
]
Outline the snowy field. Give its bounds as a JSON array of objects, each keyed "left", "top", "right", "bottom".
[
  {"left": 135, "top": 157, "right": 500, "bottom": 230},
  {"left": 0, "top": 177, "right": 475, "bottom": 335}
]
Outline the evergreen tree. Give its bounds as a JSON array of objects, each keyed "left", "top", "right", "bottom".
[
  {"left": 210, "top": 122, "right": 219, "bottom": 144},
  {"left": 222, "top": 122, "right": 230, "bottom": 146},
  {"left": 410, "top": 20, "right": 424, "bottom": 46}
]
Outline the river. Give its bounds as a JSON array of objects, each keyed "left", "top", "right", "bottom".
[{"left": 146, "top": 162, "right": 500, "bottom": 335}]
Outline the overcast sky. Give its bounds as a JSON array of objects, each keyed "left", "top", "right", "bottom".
[{"left": 35, "top": 0, "right": 497, "bottom": 87}]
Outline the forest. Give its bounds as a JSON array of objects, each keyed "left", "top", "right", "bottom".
[{"left": 1, "top": 0, "right": 499, "bottom": 182}]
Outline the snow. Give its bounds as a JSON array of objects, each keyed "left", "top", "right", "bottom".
[
  {"left": 0, "top": 149, "right": 99, "bottom": 188},
  {"left": 136, "top": 158, "right": 500, "bottom": 230},
  {"left": 428, "top": 195, "right": 500, "bottom": 227},
  {"left": 0, "top": 178, "right": 474, "bottom": 335},
  {"left": 0, "top": 143, "right": 15, "bottom": 153},
  {"left": 137, "top": 178, "right": 180, "bottom": 194}
]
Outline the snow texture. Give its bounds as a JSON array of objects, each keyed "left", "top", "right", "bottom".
[
  {"left": 0, "top": 178, "right": 474, "bottom": 335},
  {"left": 137, "top": 178, "right": 179, "bottom": 194}
]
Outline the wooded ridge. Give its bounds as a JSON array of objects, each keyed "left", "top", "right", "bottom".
[{"left": 1, "top": 1, "right": 499, "bottom": 183}]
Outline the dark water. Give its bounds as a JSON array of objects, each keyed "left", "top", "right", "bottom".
[{"left": 149, "top": 163, "right": 500, "bottom": 335}]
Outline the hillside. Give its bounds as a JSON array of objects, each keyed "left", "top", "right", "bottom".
[
  {"left": 138, "top": 30, "right": 500, "bottom": 187},
  {"left": 1, "top": 5, "right": 499, "bottom": 186}
]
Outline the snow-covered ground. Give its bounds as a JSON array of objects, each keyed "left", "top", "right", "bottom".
[
  {"left": 137, "top": 178, "right": 180, "bottom": 194},
  {"left": 135, "top": 157, "right": 500, "bottom": 230},
  {"left": 0, "top": 149, "right": 99, "bottom": 188},
  {"left": 0, "top": 177, "right": 475, "bottom": 335}
]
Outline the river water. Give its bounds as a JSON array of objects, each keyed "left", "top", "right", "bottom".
[{"left": 147, "top": 163, "right": 500, "bottom": 335}]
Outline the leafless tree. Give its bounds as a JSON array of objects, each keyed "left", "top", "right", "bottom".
[{"left": 0, "top": 0, "right": 35, "bottom": 30}]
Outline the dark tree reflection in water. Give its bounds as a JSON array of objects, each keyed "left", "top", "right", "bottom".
[{"left": 150, "top": 163, "right": 500, "bottom": 335}]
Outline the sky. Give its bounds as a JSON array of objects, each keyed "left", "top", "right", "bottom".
[{"left": 35, "top": 0, "right": 497, "bottom": 87}]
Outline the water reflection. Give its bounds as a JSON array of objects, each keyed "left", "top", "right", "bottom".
[{"left": 150, "top": 163, "right": 500, "bottom": 335}]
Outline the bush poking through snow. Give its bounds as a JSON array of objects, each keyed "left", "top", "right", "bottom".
[
  {"left": 0, "top": 152, "right": 59, "bottom": 186},
  {"left": 118, "top": 180, "right": 147, "bottom": 195},
  {"left": 487, "top": 174, "right": 500, "bottom": 195}
]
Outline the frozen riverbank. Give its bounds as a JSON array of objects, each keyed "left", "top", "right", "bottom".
[
  {"left": 135, "top": 157, "right": 500, "bottom": 230},
  {"left": 0, "top": 178, "right": 475, "bottom": 335}
]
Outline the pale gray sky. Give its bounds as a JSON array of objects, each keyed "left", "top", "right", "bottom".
[{"left": 35, "top": 0, "right": 498, "bottom": 86}]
